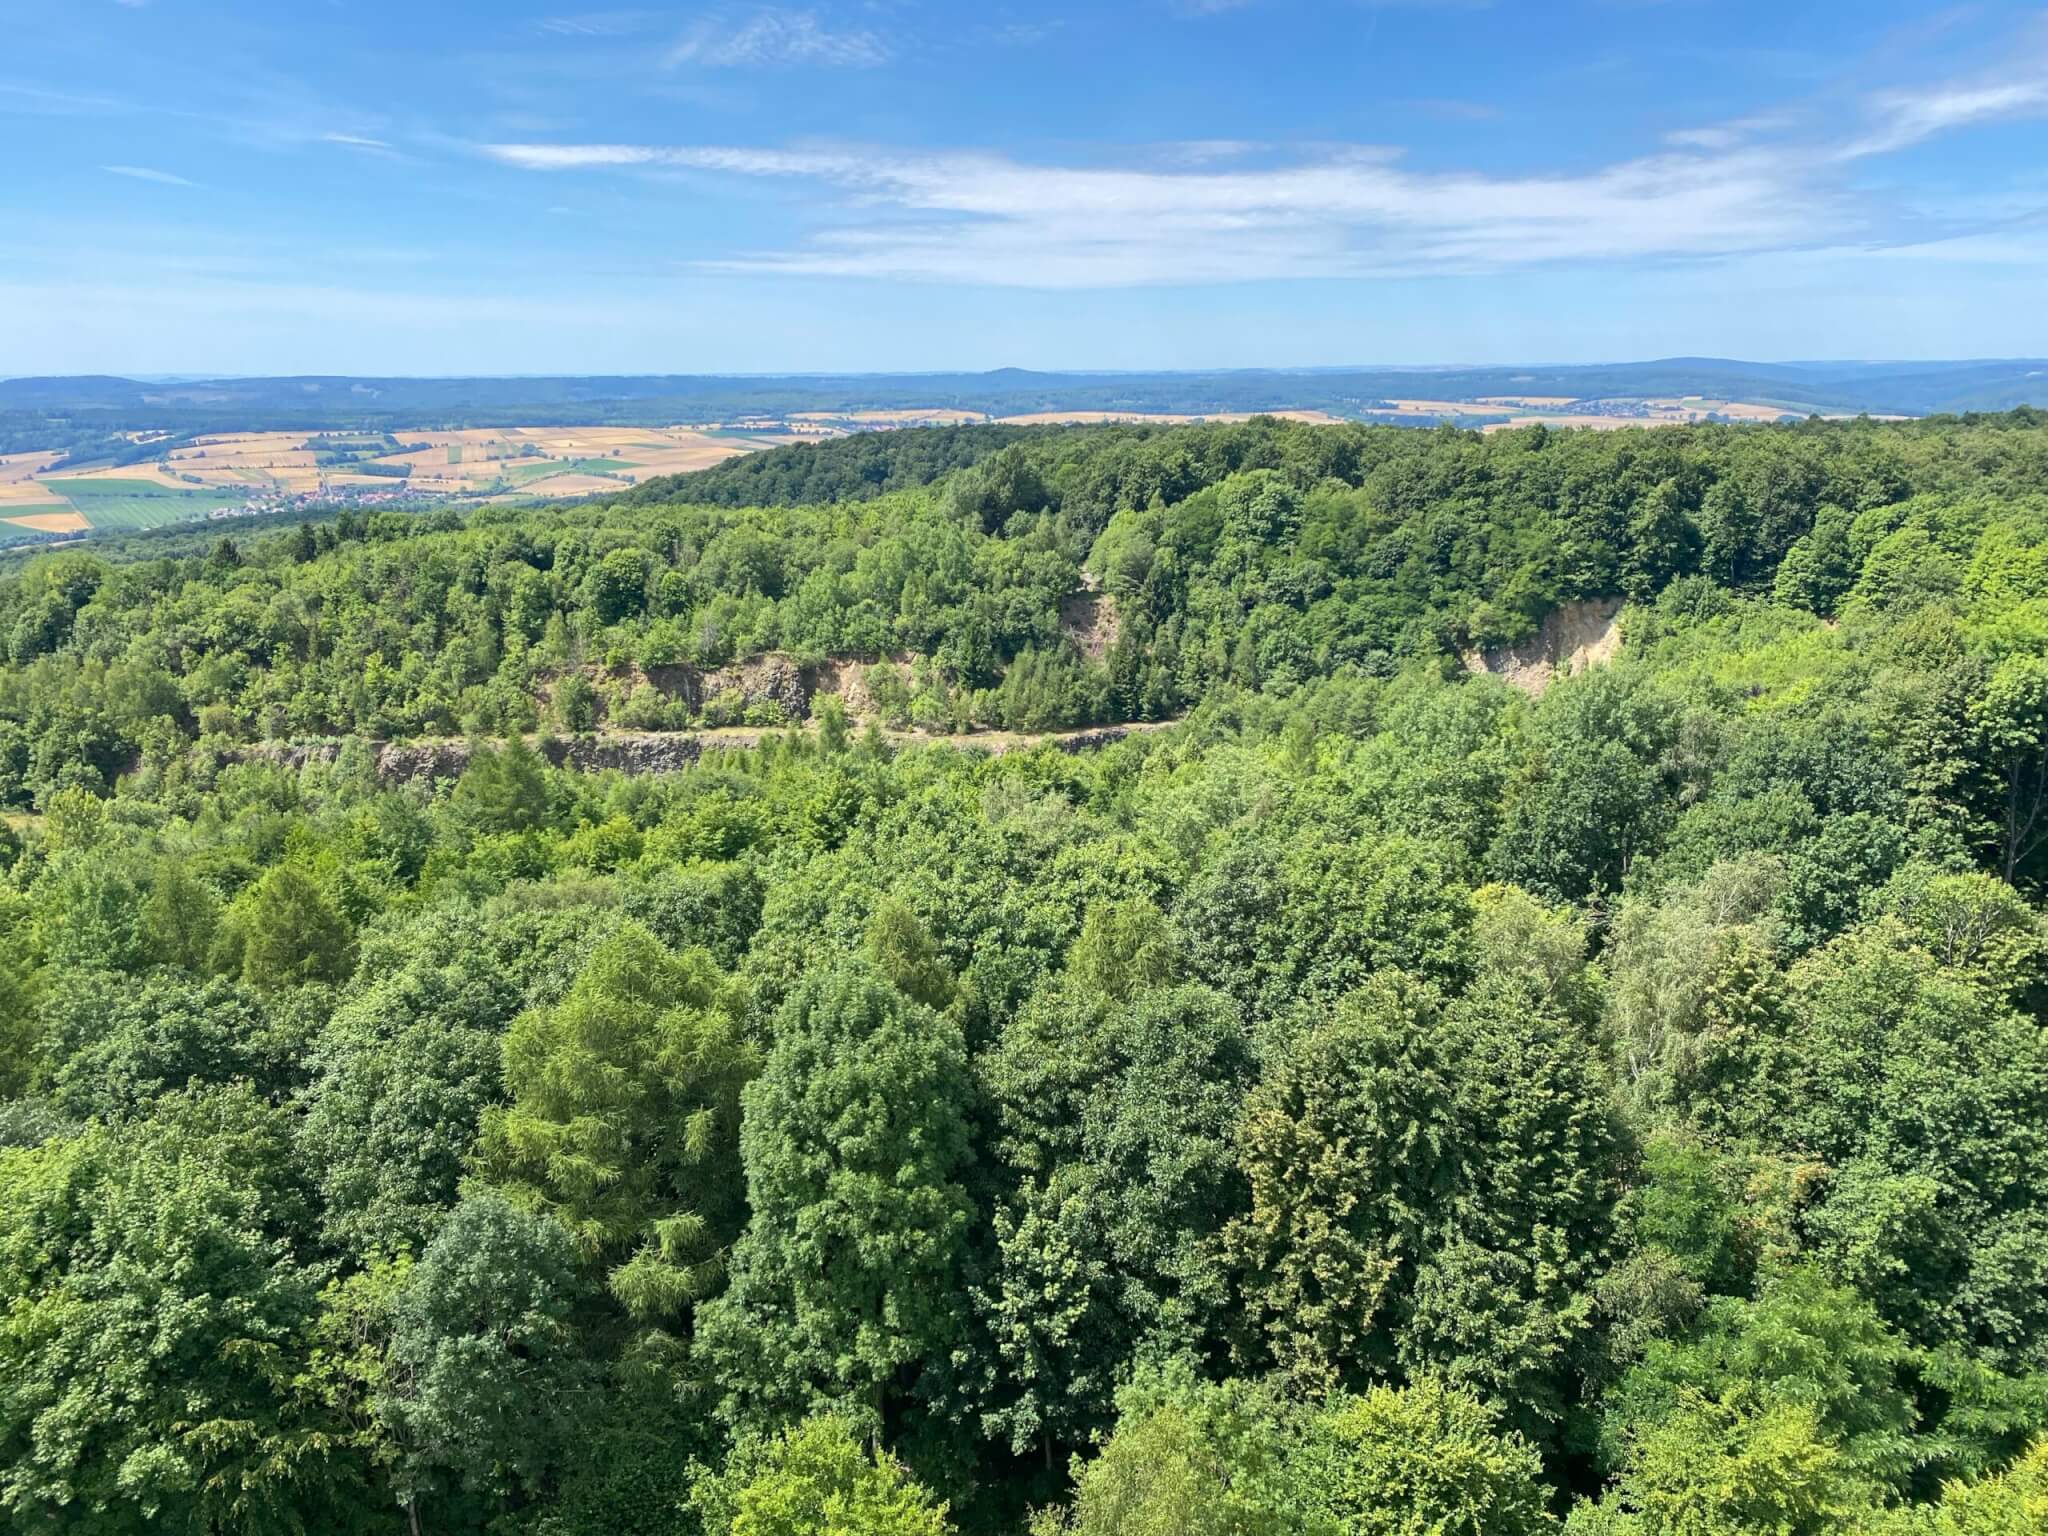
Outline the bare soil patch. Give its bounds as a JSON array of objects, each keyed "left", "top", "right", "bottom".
[
  {"left": 3, "top": 510, "right": 90, "bottom": 533},
  {"left": 1464, "top": 598, "right": 1625, "bottom": 696}
]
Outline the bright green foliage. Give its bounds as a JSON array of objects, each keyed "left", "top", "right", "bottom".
[
  {"left": 1772, "top": 927, "right": 2048, "bottom": 1366},
  {"left": 866, "top": 897, "right": 958, "bottom": 1011},
  {"left": 3, "top": 414, "right": 2048, "bottom": 1530},
  {"left": 1039, "top": 1366, "right": 1319, "bottom": 1536},
  {"left": 1583, "top": 1396, "right": 1873, "bottom": 1536},
  {"left": 694, "top": 1414, "right": 954, "bottom": 1536},
  {"left": 1862, "top": 1439, "right": 2048, "bottom": 1535},
  {"left": 625, "top": 858, "right": 767, "bottom": 966},
  {"left": 141, "top": 859, "right": 222, "bottom": 971},
  {"left": 1490, "top": 669, "right": 1676, "bottom": 902},
  {"left": 31, "top": 850, "right": 150, "bottom": 973},
  {"left": 1176, "top": 831, "right": 1474, "bottom": 1021},
  {"left": 1967, "top": 652, "right": 2048, "bottom": 882},
  {"left": 1230, "top": 975, "right": 1465, "bottom": 1393},
  {"left": 0, "top": 1088, "right": 353, "bottom": 1536},
  {"left": 298, "top": 913, "right": 522, "bottom": 1254},
  {"left": 1064, "top": 894, "right": 1178, "bottom": 1002},
  {"left": 45, "top": 970, "right": 296, "bottom": 1121},
  {"left": 1875, "top": 866, "right": 2046, "bottom": 995},
  {"left": 1619, "top": 1135, "right": 1745, "bottom": 1297},
  {"left": 218, "top": 864, "right": 355, "bottom": 989},
  {"left": 1302, "top": 1379, "right": 1556, "bottom": 1536},
  {"left": 453, "top": 734, "right": 552, "bottom": 833},
  {"left": 1469, "top": 882, "right": 1604, "bottom": 1025},
  {"left": 295, "top": 1253, "right": 413, "bottom": 1513},
  {"left": 1602, "top": 1267, "right": 1919, "bottom": 1495},
  {"left": 698, "top": 965, "right": 975, "bottom": 1436},
  {"left": 478, "top": 922, "right": 758, "bottom": 1323}
]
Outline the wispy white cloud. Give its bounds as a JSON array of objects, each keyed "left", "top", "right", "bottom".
[
  {"left": 1404, "top": 98, "right": 1503, "bottom": 123},
  {"left": 480, "top": 137, "right": 1835, "bottom": 285},
  {"left": 102, "top": 164, "right": 196, "bottom": 187},
  {"left": 476, "top": 133, "right": 1847, "bottom": 287},
  {"left": 1663, "top": 112, "right": 1799, "bottom": 152},
  {"left": 0, "top": 81, "right": 133, "bottom": 115},
  {"left": 477, "top": 51, "right": 2048, "bottom": 290},
  {"left": 1845, "top": 77, "right": 2048, "bottom": 157},
  {"left": 538, "top": 11, "right": 651, "bottom": 38},
  {"left": 323, "top": 132, "right": 393, "bottom": 151},
  {"left": 667, "top": 7, "right": 890, "bottom": 69}
]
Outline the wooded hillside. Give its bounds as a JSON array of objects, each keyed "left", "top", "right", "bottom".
[{"left": 2, "top": 413, "right": 2046, "bottom": 1535}]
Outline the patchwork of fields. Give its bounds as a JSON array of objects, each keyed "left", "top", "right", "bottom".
[
  {"left": 0, "top": 393, "right": 1825, "bottom": 547},
  {"left": 0, "top": 424, "right": 774, "bottom": 542}
]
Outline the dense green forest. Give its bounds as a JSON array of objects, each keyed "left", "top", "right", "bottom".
[
  {"left": 3, "top": 411, "right": 2047, "bottom": 1535},
  {"left": 6, "top": 410, "right": 2048, "bottom": 803}
]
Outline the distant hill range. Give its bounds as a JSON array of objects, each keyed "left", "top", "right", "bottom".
[{"left": 4, "top": 358, "right": 2047, "bottom": 430}]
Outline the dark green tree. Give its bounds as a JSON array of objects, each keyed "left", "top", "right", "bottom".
[{"left": 697, "top": 966, "right": 975, "bottom": 1451}]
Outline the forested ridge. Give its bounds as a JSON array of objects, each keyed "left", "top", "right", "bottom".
[
  {"left": 8, "top": 356, "right": 2048, "bottom": 428},
  {"left": 3, "top": 412, "right": 2048, "bottom": 1535}
]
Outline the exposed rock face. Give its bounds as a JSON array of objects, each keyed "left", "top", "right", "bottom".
[
  {"left": 1059, "top": 590, "right": 1120, "bottom": 662},
  {"left": 235, "top": 733, "right": 715, "bottom": 784},
  {"left": 1462, "top": 597, "right": 1625, "bottom": 697},
  {"left": 611, "top": 653, "right": 859, "bottom": 723},
  {"left": 550, "top": 734, "right": 708, "bottom": 775},
  {"left": 230, "top": 721, "right": 1166, "bottom": 784},
  {"left": 1042, "top": 726, "right": 1142, "bottom": 755}
]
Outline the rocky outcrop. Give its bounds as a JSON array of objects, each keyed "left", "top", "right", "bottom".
[
  {"left": 1058, "top": 589, "right": 1120, "bottom": 662},
  {"left": 1462, "top": 598, "right": 1625, "bottom": 697},
  {"left": 236, "top": 733, "right": 717, "bottom": 784},
  {"left": 230, "top": 719, "right": 1171, "bottom": 784},
  {"left": 1040, "top": 726, "right": 1144, "bottom": 755},
  {"left": 610, "top": 653, "right": 857, "bottom": 723}
]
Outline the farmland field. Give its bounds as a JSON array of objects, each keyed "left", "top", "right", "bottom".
[
  {"left": 0, "top": 425, "right": 762, "bottom": 532},
  {"left": 993, "top": 408, "right": 1350, "bottom": 427},
  {"left": 40, "top": 478, "right": 247, "bottom": 531},
  {"left": 1, "top": 508, "right": 89, "bottom": 532}
]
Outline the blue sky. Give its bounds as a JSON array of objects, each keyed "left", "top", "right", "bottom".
[{"left": 4, "top": 0, "right": 2048, "bottom": 375}]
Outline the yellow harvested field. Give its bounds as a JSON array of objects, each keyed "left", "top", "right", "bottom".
[
  {"left": 59, "top": 464, "right": 196, "bottom": 490},
  {"left": 1482, "top": 414, "right": 1672, "bottom": 433},
  {"left": 791, "top": 408, "right": 987, "bottom": 425},
  {"left": 1384, "top": 399, "right": 1497, "bottom": 415},
  {"left": 3, "top": 510, "right": 91, "bottom": 533},
  {"left": 998, "top": 410, "right": 1195, "bottom": 425},
  {"left": 499, "top": 472, "right": 634, "bottom": 498},
  {"left": 0, "top": 452, "right": 65, "bottom": 503},
  {"left": 0, "top": 424, "right": 758, "bottom": 510},
  {"left": 995, "top": 408, "right": 1346, "bottom": 427},
  {"left": 1654, "top": 399, "right": 1802, "bottom": 423},
  {"left": 0, "top": 449, "right": 62, "bottom": 481}
]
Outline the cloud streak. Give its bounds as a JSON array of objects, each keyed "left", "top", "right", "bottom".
[
  {"left": 479, "top": 54, "right": 2048, "bottom": 289},
  {"left": 1846, "top": 77, "right": 2048, "bottom": 156},
  {"left": 102, "top": 164, "right": 196, "bottom": 187},
  {"left": 476, "top": 137, "right": 1842, "bottom": 286},
  {"left": 668, "top": 8, "right": 890, "bottom": 69}
]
